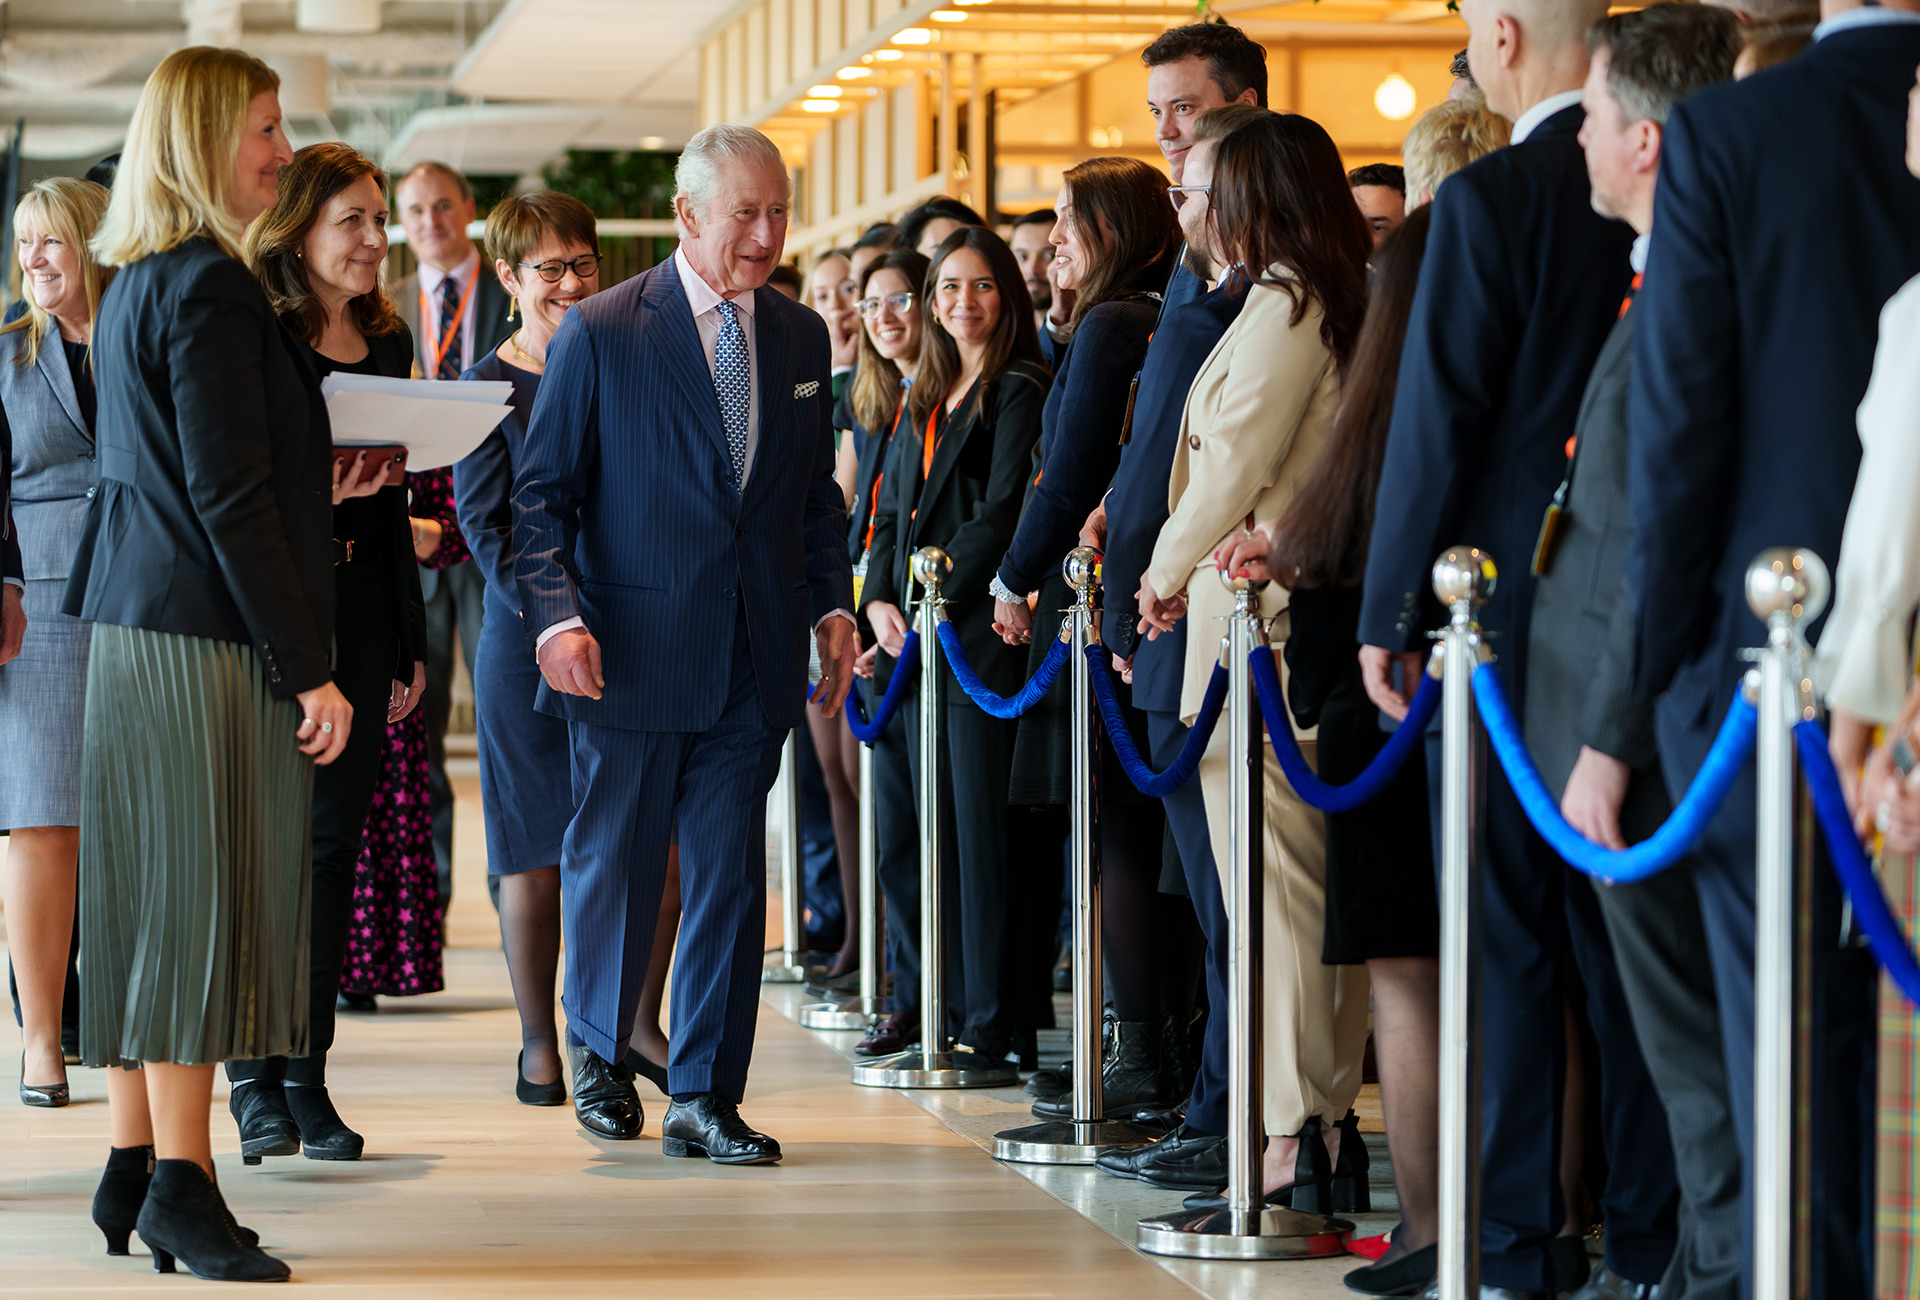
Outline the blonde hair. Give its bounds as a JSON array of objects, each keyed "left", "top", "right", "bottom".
[
  {"left": 3, "top": 178, "right": 113, "bottom": 368},
  {"left": 1402, "top": 98, "right": 1512, "bottom": 206},
  {"left": 91, "top": 46, "right": 280, "bottom": 267}
]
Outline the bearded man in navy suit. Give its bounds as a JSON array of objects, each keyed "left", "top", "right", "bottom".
[{"left": 514, "top": 124, "right": 856, "bottom": 1163}]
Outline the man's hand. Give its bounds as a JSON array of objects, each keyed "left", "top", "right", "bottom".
[
  {"left": 1562, "top": 745, "right": 1632, "bottom": 851},
  {"left": 1112, "top": 652, "right": 1133, "bottom": 685},
  {"left": 388, "top": 660, "right": 427, "bottom": 723},
  {"left": 1078, "top": 500, "right": 1107, "bottom": 551},
  {"left": 1359, "top": 645, "right": 1429, "bottom": 722},
  {"left": 993, "top": 596, "right": 1034, "bottom": 645},
  {"left": 867, "top": 601, "right": 909, "bottom": 657},
  {"left": 1136, "top": 575, "right": 1187, "bottom": 639},
  {"left": 538, "top": 627, "right": 604, "bottom": 700},
  {"left": 0, "top": 585, "right": 24, "bottom": 666},
  {"left": 813, "top": 616, "right": 856, "bottom": 719}
]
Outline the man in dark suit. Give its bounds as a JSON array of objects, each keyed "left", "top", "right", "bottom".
[
  {"left": 1091, "top": 20, "right": 1265, "bottom": 1193},
  {"left": 1356, "top": 0, "right": 1639, "bottom": 1293},
  {"left": 514, "top": 124, "right": 855, "bottom": 1163},
  {"left": 1525, "top": 9, "right": 1743, "bottom": 1298},
  {"left": 1627, "top": 3, "right": 1920, "bottom": 1292},
  {"left": 393, "top": 160, "right": 515, "bottom": 914}
]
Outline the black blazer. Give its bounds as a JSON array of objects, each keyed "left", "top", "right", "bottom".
[
  {"left": 862, "top": 360, "right": 1050, "bottom": 696},
  {"left": 1, "top": 399, "right": 18, "bottom": 584},
  {"left": 64, "top": 237, "right": 334, "bottom": 698},
  {"left": 1358, "top": 105, "right": 1634, "bottom": 708},
  {"left": 1627, "top": 25, "right": 1920, "bottom": 727}
]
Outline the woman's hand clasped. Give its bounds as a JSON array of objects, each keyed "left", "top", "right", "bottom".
[
  {"left": 993, "top": 596, "right": 1034, "bottom": 645},
  {"left": 295, "top": 681, "right": 353, "bottom": 764},
  {"left": 867, "top": 601, "right": 909, "bottom": 657}
]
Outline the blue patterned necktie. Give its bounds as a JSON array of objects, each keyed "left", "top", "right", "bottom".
[
  {"left": 713, "top": 299, "right": 750, "bottom": 490},
  {"left": 436, "top": 275, "right": 463, "bottom": 380}
]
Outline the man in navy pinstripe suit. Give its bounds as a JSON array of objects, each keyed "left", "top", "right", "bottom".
[{"left": 513, "top": 124, "right": 856, "bottom": 1164}]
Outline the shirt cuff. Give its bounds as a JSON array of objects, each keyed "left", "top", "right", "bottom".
[
  {"left": 831, "top": 365, "right": 854, "bottom": 377},
  {"left": 2, "top": 576, "right": 22, "bottom": 591},
  {"left": 534, "top": 616, "right": 585, "bottom": 650},
  {"left": 815, "top": 609, "right": 856, "bottom": 630}
]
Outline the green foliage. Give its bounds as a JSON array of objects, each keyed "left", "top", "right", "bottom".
[
  {"left": 467, "top": 174, "right": 521, "bottom": 216},
  {"left": 538, "top": 149, "right": 681, "bottom": 220}
]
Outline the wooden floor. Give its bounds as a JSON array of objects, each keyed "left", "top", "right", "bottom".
[{"left": 0, "top": 759, "right": 1392, "bottom": 1298}]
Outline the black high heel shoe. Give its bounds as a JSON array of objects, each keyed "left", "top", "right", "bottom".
[
  {"left": 93, "top": 1145, "right": 261, "bottom": 1255},
  {"left": 1180, "top": 1115, "right": 1333, "bottom": 1212},
  {"left": 516, "top": 1050, "right": 567, "bottom": 1106},
  {"left": 284, "top": 1083, "right": 364, "bottom": 1160},
  {"left": 228, "top": 1079, "right": 300, "bottom": 1166},
  {"left": 1331, "top": 1107, "right": 1372, "bottom": 1213},
  {"left": 19, "top": 1052, "right": 69, "bottom": 1108},
  {"left": 135, "top": 1159, "right": 289, "bottom": 1282}
]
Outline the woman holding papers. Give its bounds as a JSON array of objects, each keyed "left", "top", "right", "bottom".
[
  {"left": 454, "top": 191, "right": 679, "bottom": 1123},
  {"left": 224, "top": 141, "right": 428, "bottom": 1166},
  {"left": 63, "top": 47, "right": 346, "bottom": 1282}
]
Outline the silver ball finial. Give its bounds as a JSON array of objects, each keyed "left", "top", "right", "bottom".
[
  {"left": 1431, "top": 547, "right": 1497, "bottom": 609},
  {"left": 910, "top": 546, "right": 953, "bottom": 590},
  {"left": 1063, "top": 547, "right": 1100, "bottom": 592},
  {"left": 1217, "top": 565, "right": 1269, "bottom": 594},
  {"left": 1745, "top": 547, "right": 1829, "bottom": 625}
]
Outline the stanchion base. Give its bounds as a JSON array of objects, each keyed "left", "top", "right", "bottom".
[
  {"left": 992, "top": 1118, "right": 1157, "bottom": 1165},
  {"left": 798, "top": 1000, "right": 878, "bottom": 1031},
  {"left": 1135, "top": 1207, "right": 1353, "bottom": 1261},
  {"left": 761, "top": 958, "right": 806, "bottom": 984},
  {"left": 850, "top": 1047, "right": 1019, "bottom": 1089}
]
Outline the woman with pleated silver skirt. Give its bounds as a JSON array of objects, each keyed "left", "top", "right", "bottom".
[{"left": 60, "top": 46, "right": 353, "bottom": 1284}]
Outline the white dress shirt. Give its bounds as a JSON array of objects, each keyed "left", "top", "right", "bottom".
[
  {"left": 1509, "top": 89, "right": 1585, "bottom": 146},
  {"left": 674, "top": 246, "right": 762, "bottom": 486},
  {"left": 1815, "top": 273, "right": 1920, "bottom": 724},
  {"left": 1814, "top": 5, "right": 1920, "bottom": 40},
  {"left": 418, "top": 248, "right": 481, "bottom": 377}
]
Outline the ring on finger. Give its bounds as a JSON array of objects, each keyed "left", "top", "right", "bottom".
[{"left": 321, "top": 722, "right": 334, "bottom": 734}]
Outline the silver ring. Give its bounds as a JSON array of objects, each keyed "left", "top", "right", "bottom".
[
  {"left": 320, "top": 722, "right": 334, "bottom": 734},
  {"left": 303, "top": 717, "right": 314, "bottom": 729}
]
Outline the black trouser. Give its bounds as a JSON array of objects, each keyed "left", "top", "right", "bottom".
[
  {"left": 869, "top": 683, "right": 920, "bottom": 1018},
  {"left": 423, "top": 559, "right": 484, "bottom": 911},
  {"left": 230, "top": 562, "right": 398, "bottom": 1089}
]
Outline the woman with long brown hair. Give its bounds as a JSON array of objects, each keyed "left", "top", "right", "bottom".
[
  {"left": 860, "top": 227, "right": 1050, "bottom": 1062},
  {"left": 224, "top": 141, "right": 427, "bottom": 1168}
]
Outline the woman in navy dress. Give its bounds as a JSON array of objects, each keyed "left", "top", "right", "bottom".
[{"left": 456, "top": 192, "right": 678, "bottom": 1112}]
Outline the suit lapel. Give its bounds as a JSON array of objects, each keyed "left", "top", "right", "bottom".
[
  {"left": 645, "top": 258, "right": 732, "bottom": 469},
  {"left": 37, "top": 335, "right": 90, "bottom": 441},
  {"left": 913, "top": 377, "right": 982, "bottom": 541},
  {"left": 743, "top": 287, "right": 789, "bottom": 508}
]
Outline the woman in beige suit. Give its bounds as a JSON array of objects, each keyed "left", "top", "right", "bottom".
[{"left": 1138, "top": 108, "right": 1373, "bottom": 1207}]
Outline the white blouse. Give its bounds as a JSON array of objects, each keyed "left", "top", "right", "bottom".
[{"left": 1816, "top": 271, "right": 1920, "bottom": 724}]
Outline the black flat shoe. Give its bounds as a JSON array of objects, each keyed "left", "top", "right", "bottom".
[
  {"left": 1344, "top": 1244, "right": 1437, "bottom": 1297},
  {"left": 336, "top": 990, "right": 377, "bottom": 1013},
  {"left": 660, "top": 1092, "right": 781, "bottom": 1165},
  {"left": 228, "top": 1080, "right": 301, "bottom": 1166},
  {"left": 284, "top": 1084, "right": 365, "bottom": 1160},
  {"left": 568, "top": 1041, "right": 642, "bottom": 1139},
  {"left": 515, "top": 1051, "right": 566, "bottom": 1107},
  {"left": 135, "top": 1159, "right": 289, "bottom": 1282},
  {"left": 623, "top": 1047, "right": 670, "bottom": 1096}
]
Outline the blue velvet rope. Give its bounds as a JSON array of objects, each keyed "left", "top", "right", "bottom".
[
  {"left": 936, "top": 620, "right": 1069, "bottom": 719},
  {"left": 1793, "top": 721, "right": 1920, "bottom": 1008},
  {"left": 842, "top": 630, "right": 920, "bottom": 744},
  {"left": 1085, "top": 644, "right": 1226, "bottom": 796},
  {"left": 1248, "top": 648, "right": 1440, "bottom": 814},
  {"left": 1473, "top": 665, "right": 1756, "bottom": 884}
]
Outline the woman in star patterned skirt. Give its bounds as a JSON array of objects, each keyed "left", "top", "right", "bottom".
[{"left": 340, "top": 467, "right": 468, "bottom": 1002}]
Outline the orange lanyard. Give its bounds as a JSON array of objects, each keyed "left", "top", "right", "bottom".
[
  {"left": 422, "top": 272, "right": 478, "bottom": 378},
  {"left": 861, "top": 400, "right": 910, "bottom": 556},
  {"left": 920, "top": 406, "right": 942, "bottom": 479}
]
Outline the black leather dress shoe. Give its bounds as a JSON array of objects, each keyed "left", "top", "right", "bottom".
[
  {"left": 852, "top": 1012, "right": 918, "bottom": 1057},
  {"left": 660, "top": 1093, "right": 781, "bottom": 1165},
  {"left": 568, "top": 1042, "right": 643, "bottom": 1140},
  {"left": 1094, "top": 1124, "right": 1225, "bottom": 1184},
  {"left": 1343, "top": 1244, "right": 1436, "bottom": 1297}
]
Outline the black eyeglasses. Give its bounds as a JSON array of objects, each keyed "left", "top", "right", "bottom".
[
  {"left": 858, "top": 290, "right": 914, "bottom": 318},
  {"left": 1167, "top": 184, "right": 1210, "bottom": 211},
  {"left": 517, "top": 253, "right": 602, "bottom": 282}
]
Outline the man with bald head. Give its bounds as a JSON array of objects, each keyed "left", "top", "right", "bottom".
[{"left": 1357, "top": 0, "right": 1647, "bottom": 1295}]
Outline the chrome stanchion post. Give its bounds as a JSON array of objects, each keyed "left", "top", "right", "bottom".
[
  {"left": 800, "top": 740, "right": 882, "bottom": 1030},
  {"left": 1137, "top": 567, "right": 1353, "bottom": 1260},
  {"left": 1743, "top": 547, "right": 1827, "bottom": 1300},
  {"left": 996, "top": 548, "right": 1155, "bottom": 1163},
  {"left": 763, "top": 731, "right": 807, "bottom": 983},
  {"left": 1431, "top": 547, "right": 1494, "bottom": 1300},
  {"left": 853, "top": 546, "right": 1019, "bottom": 1088}
]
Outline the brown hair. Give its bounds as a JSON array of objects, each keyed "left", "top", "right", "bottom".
[
  {"left": 850, "top": 248, "right": 930, "bottom": 438},
  {"left": 247, "top": 142, "right": 401, "bottom": 346},
  {"left": 1057, "top": 156, "right": 1179, "bottom": 333},
  {"left": 1736, "top": 7, "right": 1818, "bottom": 77},
  {"left": 1208, "top": 112, "right": 1370, "bottom": 370},
  {"left": 907, "top": 226, "right": 1044, "bottom": 431},
  {"left": 1141, "top": 23, "right": 1269, "bottom": 106},
  {"left": 1267, "top": 205, "right": 1432, "bottom": 589},
  {"left": 3, "top": 178, "right": 114, "bottom": 369},
  {"left": 397, "top": 160, "right": 473, "bottom": 203},
  {"left": 484, "top": 189, "right": 597, "bottom": 273}
]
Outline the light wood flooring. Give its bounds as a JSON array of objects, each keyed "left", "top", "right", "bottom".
[{"left": 0, "top": 758, "right": 1395, "bottom": 1298}]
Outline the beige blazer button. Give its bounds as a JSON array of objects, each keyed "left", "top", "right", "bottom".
[{"left": 1187, "top": 434, "right": 1200, "bottom": 449}]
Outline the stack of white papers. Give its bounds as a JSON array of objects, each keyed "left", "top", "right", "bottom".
[{"left": 320, "top": 373, "right": 516, "bottom": 471}]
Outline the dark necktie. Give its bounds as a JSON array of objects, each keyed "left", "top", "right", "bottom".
[
  {"left": 437, "top": 276, "right": 463, "bottom": 380},
  {"left": 714, "top": 301, "right": 750, "bottom": 489}
]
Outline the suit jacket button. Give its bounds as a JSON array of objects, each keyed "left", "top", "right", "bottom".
[
  {"left": 735, "top": 527, "right": 745, "bottom": 538},
  {"left": 1187, "top": 434, "right": 1200, "bottom": 450},
  {"left": 85, "top": 486, "right": 96, "bottom": 499},
  {"left": 723, "top": 586, "right": 737, "bottom": 600}
]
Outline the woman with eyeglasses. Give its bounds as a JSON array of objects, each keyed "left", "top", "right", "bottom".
[
  {"left": 861, "top": 228, "right": 1050, "bottom": 1064},
  {"left": 988, "top": 157, "right": 1188, "bottom": 1115},
  {"left": 840, "top": 249, "right": 936, "bottom": 1057}
]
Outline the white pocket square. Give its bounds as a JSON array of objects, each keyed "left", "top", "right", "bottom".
[{"left": 794, "top": 380, "right": 820, "bottom": 399}]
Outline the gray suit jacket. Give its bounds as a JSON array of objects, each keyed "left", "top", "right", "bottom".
[
  {"left": 0, "top": 324, "right": 96, "bottom": 581},
  {"left": 1525, "top": 305, "right": 1661, "bottom": 804},
  {"left": 394, "top": 265, "right": 513, "bottom": 378}
]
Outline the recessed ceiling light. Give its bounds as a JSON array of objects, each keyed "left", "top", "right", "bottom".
[
  {"left": 931, "top": 9, "right": 966, "bottom": 20},
  {"left": 808, "top": 84, "right": 843, "bottom": 96},
  {"left": 892, "top": 27, "right": 933, "bottom": 44},
  {"left": 872, "top": 48, "right": 905, "bottom": 60},
  {"left": 802, "top": 99, "right": 840, "bottom": 112},
  {"left": 838, "top": 66, "right": 873, "bottom": 78}
]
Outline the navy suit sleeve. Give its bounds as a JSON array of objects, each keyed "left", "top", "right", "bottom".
[
  {"left": 797, "top": 315, "right": 856, "bottom": 623},
  {"left": 1625, "top": 104, "right": 1737, "bottom": 695},
  {"left": 1358, "top": 169, "right": 1519, "bottom": 651},
  {"left": 512, "top": 307, "right": 598, "bottom": 637},
  {"left": 454, "top": 421, "right": 519, "bottom": 611}
]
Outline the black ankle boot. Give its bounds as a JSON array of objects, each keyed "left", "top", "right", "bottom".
[
  {"left": 228, "top": 1080, "right": 300, "bottom": 1166},
  {"left": 1030, "top": 1019, "right": 1171, "bottom": 1120},
  {"left": 1331, "top": 1108, "right": 1372, "bottom": 1213},
  {"left": 91, "top": 1145, "right": 154, "bottom": 1255},
  {"left": 284, "top": 1083, "right": 364, "bottom": 1160},
  {"left": 134, "top": 1159, "right": 289, "bottom": 1282},
  {"left": 1164, "top": 1008, "right": 1204, "bottom": 1101}
]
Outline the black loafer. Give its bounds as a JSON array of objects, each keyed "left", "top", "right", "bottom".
[
  {"left": 852, "top": 1012, "right": 919, "bottom": 1057},
  {"left": 568, "top": 1041, "right": 643, "bottom": 1139},
  {"left": 660, "top": 1092, "right": 781, "bottom": 1165},
  {"left": 515, "top": 1051, "right": 566, "bottom": 1107},
  {"left": 1095, "top": 1124, "right": 1223, "bottom": 1182},
  {"left": 1137, "top": 1129, "right": 1230, "bottom": 1190},
  {"left": 228, "top": 1079, "right": 301, "bottom": 1165},
  {"left": 1344, "top": 1244, "right": 1438, "bottom": 1298}
]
